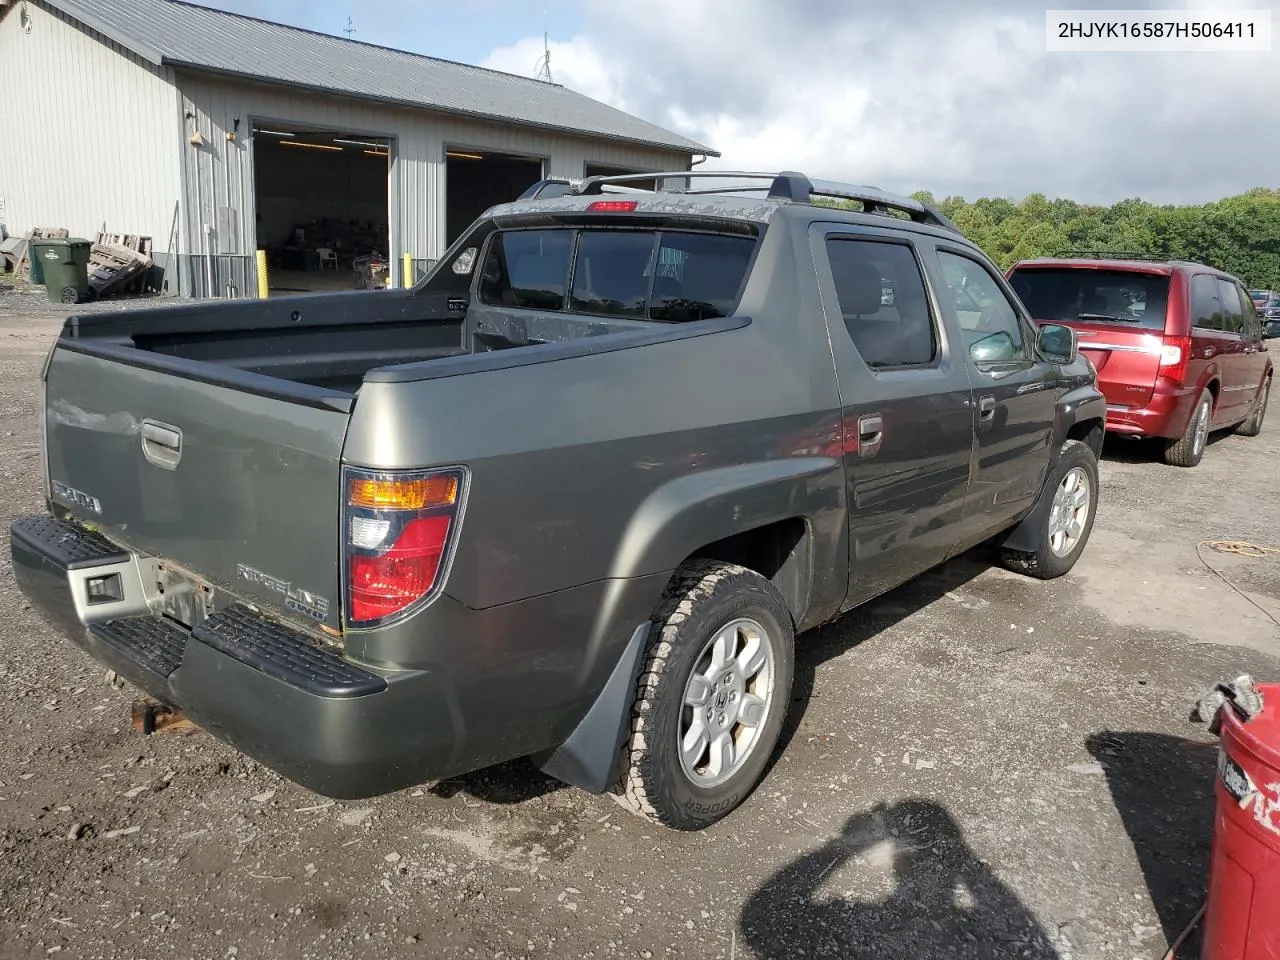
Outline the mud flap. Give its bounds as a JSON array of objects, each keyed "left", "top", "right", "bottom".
[{"left": 531, "top": 621, "right": 651, "bottom": 794}]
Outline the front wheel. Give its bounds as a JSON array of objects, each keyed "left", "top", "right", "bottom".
[
  {"left": 1000, "top": 438, "right": 1099, "bottom": 580},
  {"left": 612, "top": 560, "right": 795, "bottom": 831},
  {"left": 1234, "top": 377, "right": 1270, "bottom": 438}
]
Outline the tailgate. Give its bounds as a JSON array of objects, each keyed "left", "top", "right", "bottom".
[
  {"left": 1072, "top": 324, "right": 1165, "bottom": 408},
  {"left": 43, "top": 344, "right": 352, "bottom": 632}
]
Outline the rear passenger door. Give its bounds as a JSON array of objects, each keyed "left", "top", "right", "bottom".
[
  {"left": 1216, "top": 278, "right": 1254, "bottom": 421},
  {"left": 931, "top": 245, "right": 1057, "bottom": 538},
  {"left": 813, "top": 226, "right": 975, "bottom": 608}
]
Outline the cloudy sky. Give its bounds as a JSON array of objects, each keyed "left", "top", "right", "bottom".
[{"left": 206, "top": 0, "right": 1277, "bottom": 205}]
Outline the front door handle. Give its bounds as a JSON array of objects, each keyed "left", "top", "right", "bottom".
[
  {"left": 857, "top": 414, "right": 883, "bottom": 457},
  {"left": 979, "top": 395, "right": 997, "bottom": 422}
]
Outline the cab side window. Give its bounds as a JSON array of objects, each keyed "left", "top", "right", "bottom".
[
  {"left": 825, "top": 238, "right": 938, "bottom": 368},
  {"left": 937, "top": 251, "right": 1026, "bottom": 363}
]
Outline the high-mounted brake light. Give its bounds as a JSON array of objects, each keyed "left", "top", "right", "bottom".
[
  {"left": 343, "top": 466, "right": 468, "bottom": 628},
  {"left": 587, "top": 200, "right": 638, "bottom": 212}
]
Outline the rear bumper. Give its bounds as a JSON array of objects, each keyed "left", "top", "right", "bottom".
[
  {"left": 9, "top": 515, "right": 461, "bottom": 800},
  {"left": 1103, "top": 381, "right": 1197, "bottom": 439}
]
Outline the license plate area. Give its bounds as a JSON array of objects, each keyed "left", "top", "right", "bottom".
[{"left": 150, "top": 559, "right": 215, "bottom": 629}]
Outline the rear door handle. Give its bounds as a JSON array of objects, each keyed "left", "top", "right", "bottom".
[
  {"left": 979, "top": 395, "right": 996, "bottom": 422},
  {"left": 858, "top": 414, "right": 883, "bottom": 457},
  {"left": 140, "top": 419, "right": 182, "bottom": 470}
]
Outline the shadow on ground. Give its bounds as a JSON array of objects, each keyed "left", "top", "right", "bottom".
[
  {"left": 1086, "top": 730, "right": 1217, "bottom": 951},
  {"left": 740, "top": 798, "right": 1060, "bottom": 959}
]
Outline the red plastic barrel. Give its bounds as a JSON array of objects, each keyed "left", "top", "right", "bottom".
[{"left": 1203, "top": 682, "right": 1280, "bottom": 959}]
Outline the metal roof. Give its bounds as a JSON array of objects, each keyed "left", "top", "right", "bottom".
[{"left": 40, "top": 0, "right": 718, "bottom": 157}]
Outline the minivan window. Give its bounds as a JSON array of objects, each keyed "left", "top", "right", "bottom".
[
  {"left": 1191, "top": 274, "right": 1224, "bottom": 331},
  {"left": 1217, "top": 279, "right": 1245, "bottom": 334},
  {"left": 1008, "top": 268, "right": 1170, "bottom": 331},
  {"left": 479, "top": 227, "right": 755, "bottom": 323}
]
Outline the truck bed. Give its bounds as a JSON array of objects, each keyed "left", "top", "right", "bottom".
[{"left": 61, "top": 288, "right": 664, "bottom": 394}]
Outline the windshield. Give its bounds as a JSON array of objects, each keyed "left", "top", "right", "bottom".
[{"left": 1009, "top": 268, "right": 1171, "bottom": 330}]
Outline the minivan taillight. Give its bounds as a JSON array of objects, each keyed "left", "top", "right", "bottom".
[
  {"left": 342, "top": 466, "right": 468, "bottom": 628},
  {"left": 1158, "top": 334, "right": 1192, "bottom": 383}
]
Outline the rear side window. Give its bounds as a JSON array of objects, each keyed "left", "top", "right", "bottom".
[
  {"left": 1217, "top": 279, "right": 1244, "bottom": 334},
  {"left": 479, "top": 227, "right": 754, "bottom": 322},
  {"left": 825, "top": 238, "right": 936, "bottom": 367},
  {"left": 1008, "top": 268, "right": 1171, "bottom": 331},
  {"left": 479, "top": 229, "right": 572, "bottom": 310},
  {"left": 1191, "top": 275, "right": 1224, "bottom": 330}
]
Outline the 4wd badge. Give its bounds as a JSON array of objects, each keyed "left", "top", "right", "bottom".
[{"left": 235, "top": 563, "right": 330, "bottom": 622}]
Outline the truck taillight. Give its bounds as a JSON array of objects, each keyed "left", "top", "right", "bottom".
[
  {"left": 1159, "top": 334, "right": 1192, "bottom": 383},
  {"left": 342, "top": 466, "right": 468, "bottom": 628}
]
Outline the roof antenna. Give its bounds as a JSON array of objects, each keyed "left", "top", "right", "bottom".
[
  {"left": 342, "top": 16, "right": 356, "bottom": 39},
  {"left": 534, "top": 9, "right": 553, "bottom": 82}
]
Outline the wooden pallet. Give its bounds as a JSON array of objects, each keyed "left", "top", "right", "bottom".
[{"left": 90, "top": 232, "right": 154, "bottom": 296}]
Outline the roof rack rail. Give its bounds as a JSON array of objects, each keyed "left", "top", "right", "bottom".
[
  {"left": 1054, "top": 250, "right": 1174, "bottom": 262},
  {"left": 575, "top": 170, "right": 960, "bottom": 233}
]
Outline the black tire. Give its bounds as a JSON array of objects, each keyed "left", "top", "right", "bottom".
[
  {"left": 1234, "top": 377, "right": 1270, "bottom": 438},
  {"left": 612, "top": 560, "right": 795, "bottom": 831},
  {"left": 1163, "top": 388, "right": 1212, "bottom": 467},
  {"left": 1000, "top": 438, "right": 1099, "bottom": 580}
]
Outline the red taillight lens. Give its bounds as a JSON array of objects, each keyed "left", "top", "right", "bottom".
[
  {"left": 343, "top": 467, "right": 466, "bottom": 628},
  {"left": 349, "top": 516, "right": 450, "bottom": 623},
  {"left": 587, "top": 200, "right": 638, "bottom": 212},
  {"left": 1159, "top": 334, "right": 1191, "bottom": 382}
]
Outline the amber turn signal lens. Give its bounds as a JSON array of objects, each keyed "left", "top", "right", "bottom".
[{"left": 348, "top": 475, "right": 458, "bottom": 510}]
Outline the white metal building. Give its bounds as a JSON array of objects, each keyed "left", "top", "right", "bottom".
[{"left": 0, "top": 0, "right": 716, "bottom": 297}]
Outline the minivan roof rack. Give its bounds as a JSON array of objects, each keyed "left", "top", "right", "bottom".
[
  {"left": 575, "top": 170, "right": 960, "bottom": 233},
  {"left": 1054, "top": 250, "right": 1171, "bottom": 262}
]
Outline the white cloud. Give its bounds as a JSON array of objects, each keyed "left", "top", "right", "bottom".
[{"left": 483, "top": 0, "right": 1280, "bottom": 204}]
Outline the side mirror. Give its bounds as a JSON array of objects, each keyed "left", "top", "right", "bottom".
[
  {"left": 1037, "top": 323, "right": 1078, "bottom": 364},
  {"left": 969, "top": 330, "right": 1017, "bottom": 364}
]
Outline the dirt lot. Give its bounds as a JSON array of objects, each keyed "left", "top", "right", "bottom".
[{"left": 1, "top": 282, "right": 1277, "bottom": 960}]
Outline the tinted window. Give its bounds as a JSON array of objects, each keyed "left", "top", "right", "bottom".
[
  {"left": 825, "top": 238, "right": 936, "bottom": 367},
  {"left": 938, "top": 251, "right": 1025, "bottom": 362},
  {"left": 1191, "top": 275, "right": 1224, "bottom": 330},
  {"left": 571, "top": 232, "right": 655, "bottom": 318},
  {"left": 1217, "top": 279, "right": 1244, "bottom": 335},
  {"left": 478, "top": 229, "right": 572, "bottom": 310},
  {"left": 1008, "top": 268, "right": 1171, "bottom": 331},
  {"left": 1240, "top": 288, "right": 1262, "bottom": 339},
  {"left": 648, "top": 232, "right": 756, "bottom": 323}
]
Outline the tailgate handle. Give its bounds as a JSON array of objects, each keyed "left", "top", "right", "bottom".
[{"left": 140, "top": 420, "right": 182, "bottom": 470}]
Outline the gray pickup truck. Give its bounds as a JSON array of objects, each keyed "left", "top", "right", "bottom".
[{"left": 10, "top": 170, "right": 1105, "bottom": 831}]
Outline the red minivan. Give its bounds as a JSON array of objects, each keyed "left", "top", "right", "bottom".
[{"left": 1007, "top": 257, "right": 1273, "bottom": 467}]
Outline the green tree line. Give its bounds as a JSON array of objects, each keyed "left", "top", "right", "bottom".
[{"left": 822, "top": 187, "right": 1280, "bottom": 289}]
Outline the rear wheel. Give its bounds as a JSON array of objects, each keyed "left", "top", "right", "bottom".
[
  {"left": 1234, "top": 378, "right": 1270, "bottom": 438},
  {"left": 1163, "top": 388, "right": 1212, "bottom": 467},
  {"left": 612, "top": 560, "right": 795, "bottom": 831},
  {"left": 1000, "top": 439, "right": 1099, "bottom": 580}
]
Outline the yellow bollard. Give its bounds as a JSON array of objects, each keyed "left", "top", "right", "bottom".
[
  {"left": 402, "top": 253, "right": 413, "bottom": 288},
  {"left": 255, "top": 249, "right": 269, "bottom": 299}
]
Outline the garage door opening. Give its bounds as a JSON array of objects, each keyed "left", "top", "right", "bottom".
[
  {"left": 253, "top": 124, "right": 392, "bottom": 294},
  {"left": 446, "top": 149, "right": 543, "bottom": 246}
]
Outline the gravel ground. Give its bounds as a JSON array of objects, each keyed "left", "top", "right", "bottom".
[{"left": 1, "top": 281, "right": 1277, "bottom": 960}]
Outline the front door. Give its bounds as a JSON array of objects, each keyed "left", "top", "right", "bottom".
[
  {"left": 931, "top": 246, "right": 1057, "bottom": 543},
  {"left": 812, "top": 225, "right": 975, "bottom": 609}
]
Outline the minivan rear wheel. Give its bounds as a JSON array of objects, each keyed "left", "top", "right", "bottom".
[
  {"left": 1234, "top": 378, "right": 1269, "bottom": 438},
  {"left": 1163, "top": 389, "right": 1212, "bottom": 467}
]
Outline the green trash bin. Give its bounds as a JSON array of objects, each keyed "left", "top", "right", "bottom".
[{"left": 31, "top": 238, "right": 92, "bottom": 304}]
